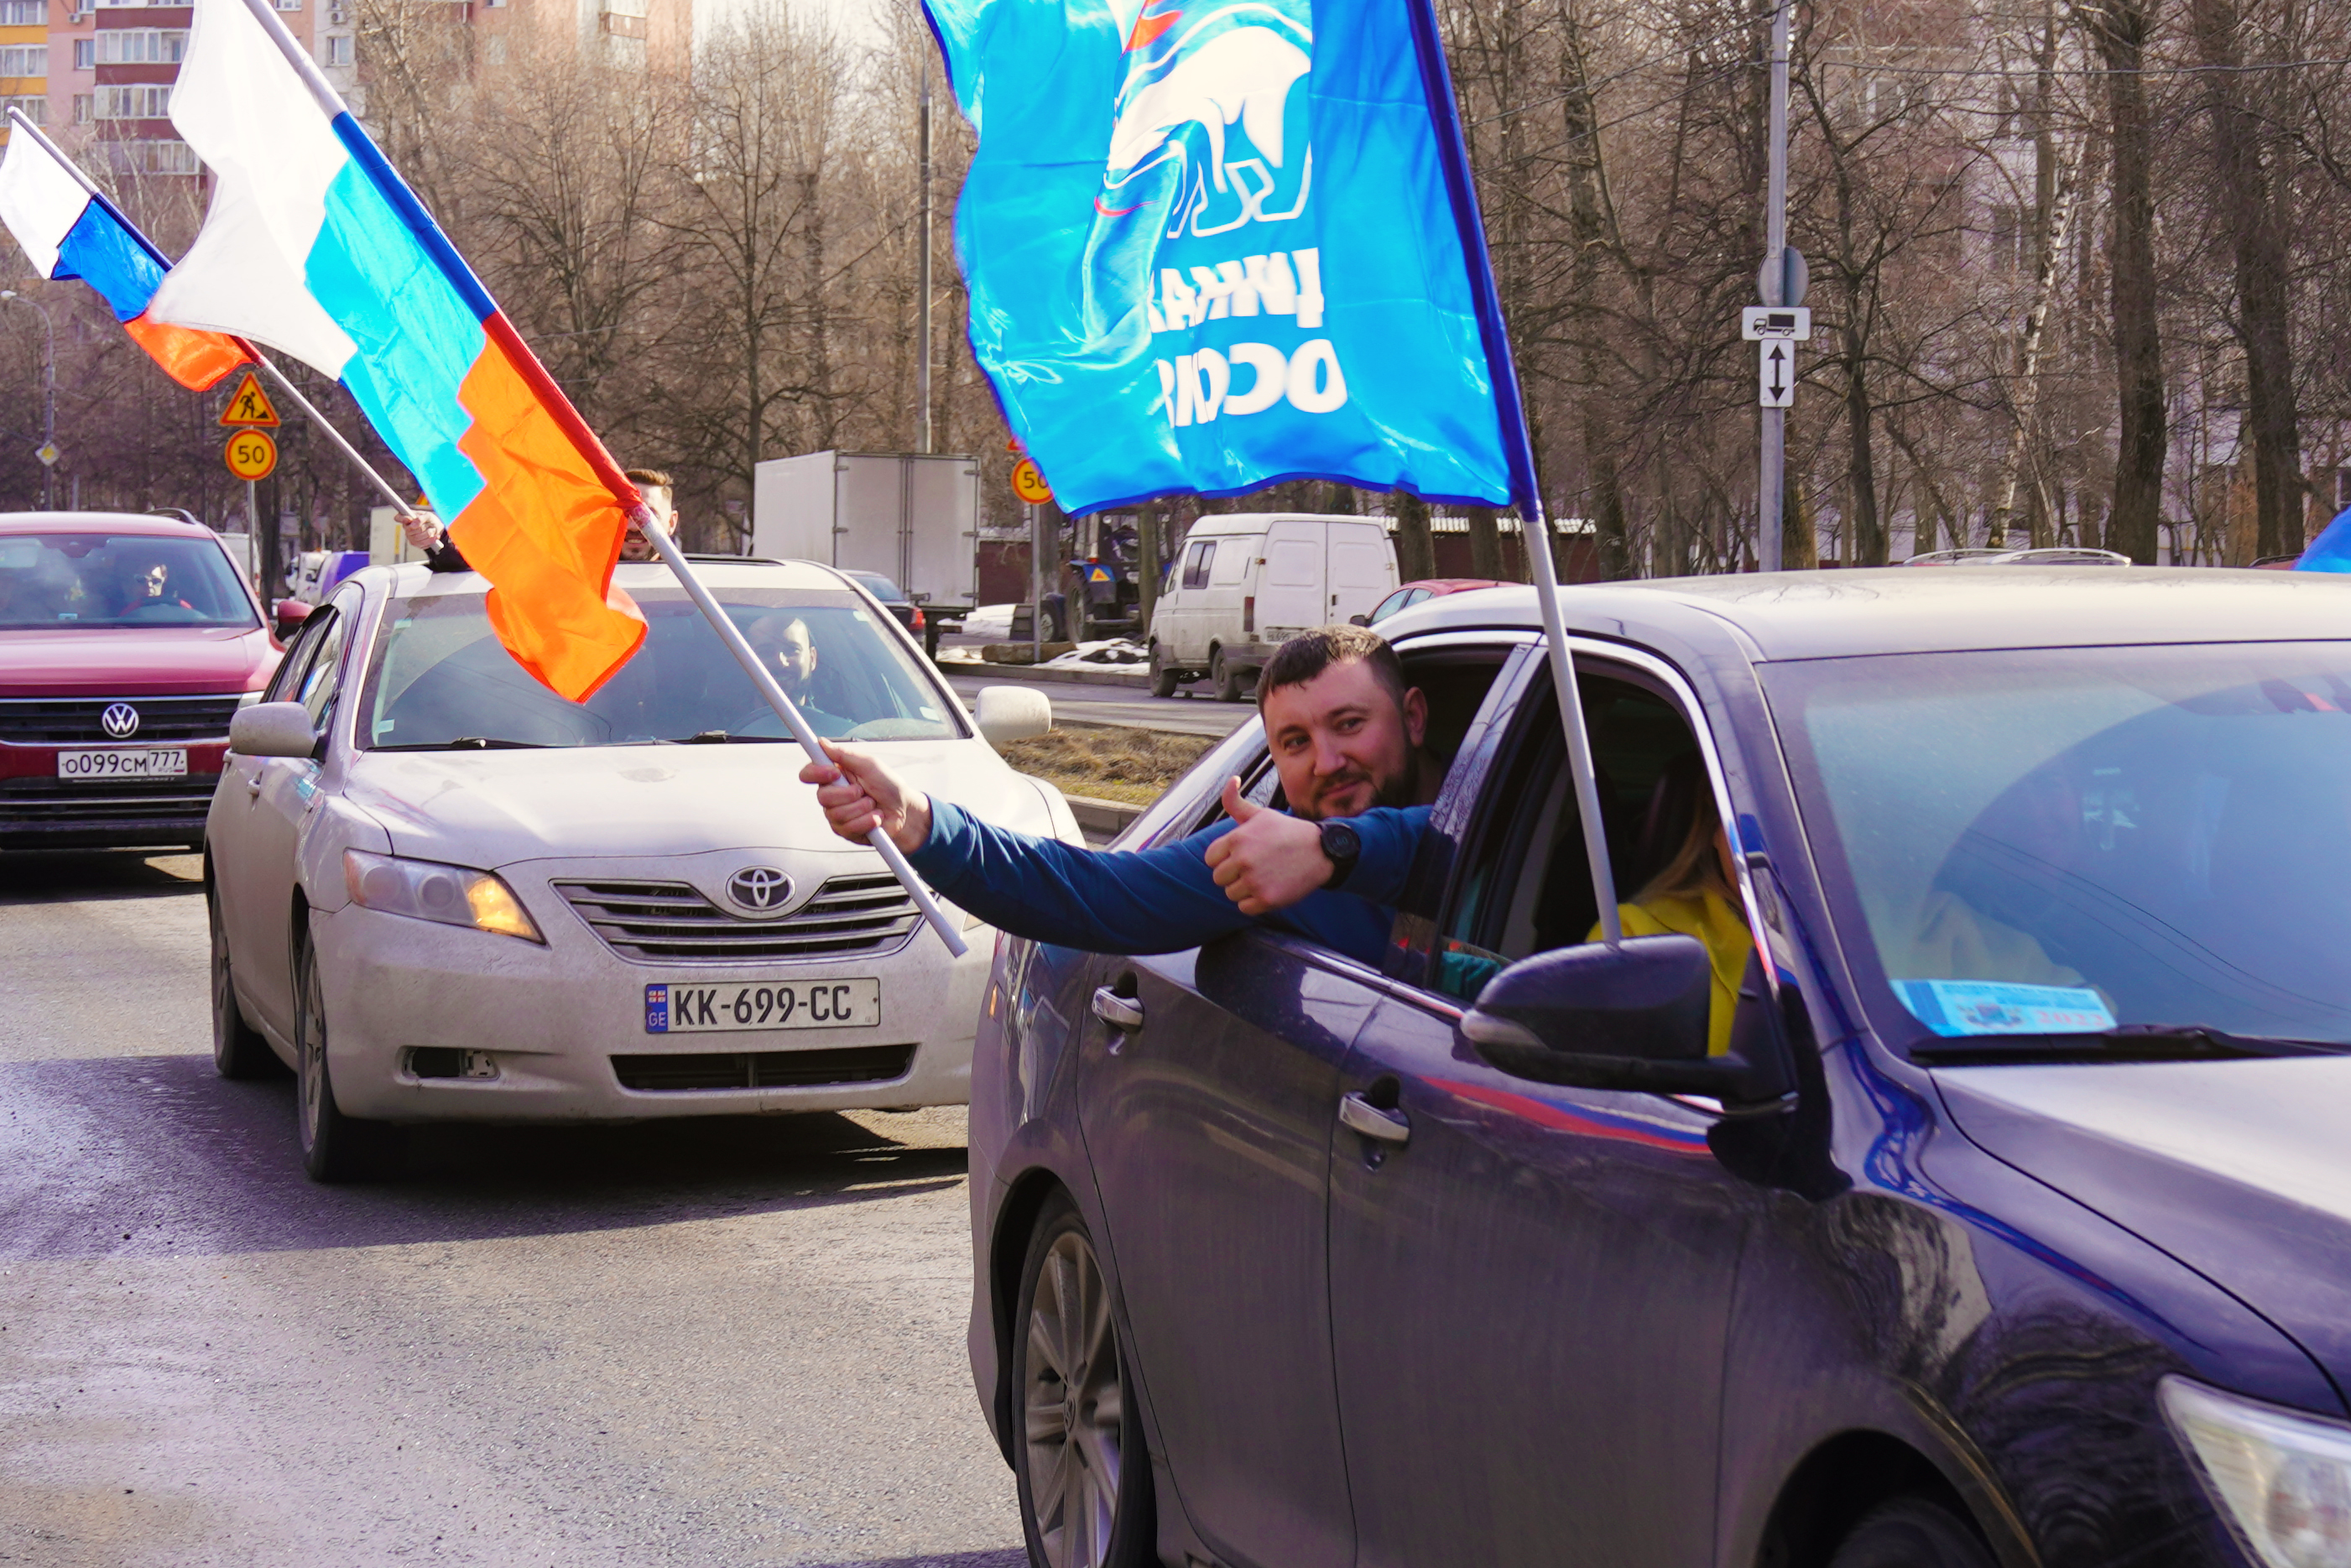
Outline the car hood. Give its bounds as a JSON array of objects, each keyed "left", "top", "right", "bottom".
[
  {"left": 342, "top": 738, "right": 1062, "bottom": 867},
  {"left": 0, "top": 624, "right": 276, "bottom": 695},
  {"left": 1937, "top": 1055, "right": 2351, "bottom": 1393}
]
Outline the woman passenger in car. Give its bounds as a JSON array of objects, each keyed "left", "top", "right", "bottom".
[{"left": 1592, "top": 753, "right": 1753, "bottom": 1058}]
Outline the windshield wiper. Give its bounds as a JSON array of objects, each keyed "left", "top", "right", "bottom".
[
  {"left": 659, "top": 730, "right": 784, "bottom": 744},
  {"left": 1914, "top": 1024, "right": 2338, "bottom": 1066},
  {"left": 377, "top": 737, "right": 550, "bottom": 751}
]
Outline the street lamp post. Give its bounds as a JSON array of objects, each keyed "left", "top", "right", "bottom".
[{"left": 0, "top": 289, "right": 57, "bottom": 510}]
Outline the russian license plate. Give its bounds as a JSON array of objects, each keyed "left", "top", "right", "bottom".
[
  {"left": 57, "top": 748, "right": 188, "bottom": 779},
  {"left": 644, "top": 978, "right": 880, "bottom": 1034}
]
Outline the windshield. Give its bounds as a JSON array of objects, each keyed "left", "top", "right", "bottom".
[
  {"left": 358, "top": 586, "right": 962, "bottom": 748},
  {"left": 0, "top": 532, "right": 257, "bottom": 629},
  {"left": 1766, "top": 644, "right": 2351, "bottom": 1053}
]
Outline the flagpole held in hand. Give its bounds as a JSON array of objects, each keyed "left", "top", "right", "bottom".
[{"left": 630, "top": 505, "right": 970, "bottom": 960}]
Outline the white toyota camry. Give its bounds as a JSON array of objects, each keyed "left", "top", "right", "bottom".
[{"left": 204, "top": 558, "right": 1073, "bottom": 1180}]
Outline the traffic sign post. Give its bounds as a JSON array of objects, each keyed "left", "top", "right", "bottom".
[
  {"left": 225, "top": 429, "right": 277, "bottom": 482},
  {"left": 1742, "top": 306, "right": 1811, "bottom": 341},
  {"left": 1758, "top": 341, "right": 1796, "bottom": 409},
  {"left": 34, "top": 440, "right": 59, "bottom": 467},
  {"left": 1011, "top": 457, "right": 1052, "bottom": 506}
]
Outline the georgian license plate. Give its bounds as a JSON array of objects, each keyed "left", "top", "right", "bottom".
[
  {"left": 644, "top": 978, "right": 880, "bottom": 1034},
  {"left": 57, "top": 748, "right": 188, "bottom": 779}
]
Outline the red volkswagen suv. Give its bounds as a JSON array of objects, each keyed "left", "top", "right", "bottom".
[{"left": 1, "top": 513, "right": 284, "bottom": 852}]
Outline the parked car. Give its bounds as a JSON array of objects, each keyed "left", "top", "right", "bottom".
[
  {"left": 206, "top": 557, "right": 1074, "bottom": 1181},
  {"left": 1, "top": 512, "right": 286, "bottom": 852},
  {"left": 1147, "top": 513, "right": 1397, "bottom": 701},
  {"left": 1354, "top": 576, "right": 1508, "bottom": 627},
  {"left": 969, "top": 566, "right": 2351, "bottom": 1568}
]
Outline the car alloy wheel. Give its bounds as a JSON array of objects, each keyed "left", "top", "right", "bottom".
[
  {"left": 1014, "top": 1197, "right": 1151, "bottom": 1568},
  {"left": 209, "top": 883, "right": 279, "bottom": 1079},
  {"left": 294, "top": 929, "right": 398, "bottom": 1182}
]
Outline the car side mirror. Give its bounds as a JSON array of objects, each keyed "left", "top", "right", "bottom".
[
  {"left": 1462, "top": 935, "right": 1793, "bottom": 1108},
  {"left": 1348, "top": 613, "right": 1371, "bottom": 627},
  {"left": 274, "top": 598, "right": 312, "bottom": 640},
  {"left": 974, "top": 685, "right": 1052, "bottom": 749},
  {"left": 229, "top": 701, "right": 320, "bottom": 758}
]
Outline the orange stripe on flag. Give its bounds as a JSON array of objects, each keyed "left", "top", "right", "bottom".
[
  {"left": 124, "top": 312, "right": 249, "bottom": 392},
  {"left": 448, "top": 334, "right": 646, "bottom": 703}
]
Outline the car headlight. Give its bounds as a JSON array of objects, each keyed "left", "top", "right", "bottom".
[
  {"left": 343, "top": 849, "right": 543, "bottom": 942},
  {"left": 2164, "top": 1377, "right": 2351, "bottom": 1568}
]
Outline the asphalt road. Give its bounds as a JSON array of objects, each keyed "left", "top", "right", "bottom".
[
  {"left": 0, "top": 850, "right": 1024, "bottom": 1568},
  {"left": 938, "top": 667, "right": 1255, "bottom": 740}
]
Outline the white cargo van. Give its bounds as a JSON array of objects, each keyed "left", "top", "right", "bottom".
[{"left": 1147, "top": 513, "right": 1398, "bottom": 700}]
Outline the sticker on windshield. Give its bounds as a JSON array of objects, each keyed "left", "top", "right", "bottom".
[{"left": 1894, "top": 980, "right": 2116, "bottom": 1037}]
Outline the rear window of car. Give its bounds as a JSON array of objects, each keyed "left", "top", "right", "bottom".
[
  {"left": 358, "top": 585, "right": 964, "bottom": 750},
  {"left": 0, "top": 532, "right": 257, "bottom": 630}
]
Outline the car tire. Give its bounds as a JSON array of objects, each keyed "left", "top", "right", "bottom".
[
  {"left": 1011, "top": 1195, "right": 1155, "bottom": 1568},
  {"left": 1149, "top": 644, "right": 1181, "bottom": 700},
  {"left": 209, "top": 883, "right": 282, "bottom": 1080},
  {"left": 293, "top": 925, "right": 402, "bottom": 1183},
  {"left": 1827, "top": 1497, "right": 1997, "bottom": 1568},
  {"left": 1212, "top": 648, "right": 1245, "bottom": 704}
]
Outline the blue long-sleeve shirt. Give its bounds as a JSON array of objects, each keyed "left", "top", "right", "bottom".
[{"left": 909, "top": 800, "right": 1431, "bottom": 965}]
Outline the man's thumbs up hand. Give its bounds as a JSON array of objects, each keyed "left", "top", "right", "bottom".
[{"left": 1203, "top": 779, "right": 1335, "bottom": 916}]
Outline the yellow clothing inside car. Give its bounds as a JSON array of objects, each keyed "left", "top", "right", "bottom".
[{"left": 1592, "top": 890, "right": 1753, "bottom": 1057}]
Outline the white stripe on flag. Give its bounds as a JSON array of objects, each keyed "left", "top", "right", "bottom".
[
  {"left": 0, "top": 124, "right": 90, "bottom": 279},
  {"left": 144, "top": 0, "right": 357, "bottom": 378}
]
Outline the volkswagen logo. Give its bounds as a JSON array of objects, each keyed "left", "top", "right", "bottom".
[
  {"left": 100, "top": 703, "right": 140, "bottom": 740},
  {"left": 725, "top": 866, "right": 794, "bottom": 914}
]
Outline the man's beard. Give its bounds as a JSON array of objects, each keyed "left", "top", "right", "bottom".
[{"left": 1299, "top": 758, "right": 1417, "bottom": 820}]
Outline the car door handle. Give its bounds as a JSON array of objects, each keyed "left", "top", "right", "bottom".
[
  {"left": 1092, "top": 987, "right": 1144, "bottom": 1031},
  {"left": 1339, "top": 1092, "right": 1410, "bottom": 1144},
  {"left": 244, "top": 768, "right": 262, "bottom": 799}
]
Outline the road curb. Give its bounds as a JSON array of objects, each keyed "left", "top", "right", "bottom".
[{"left": 1063, "top": 794, "right": 1145, "bottom": 836}]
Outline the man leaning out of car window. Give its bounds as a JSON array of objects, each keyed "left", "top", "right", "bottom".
[{"left": 798, "top": 626, "right": 1441, "bottom": 963}]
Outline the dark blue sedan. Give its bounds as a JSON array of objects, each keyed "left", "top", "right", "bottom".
[{"left": 968, "top": 567, "right": 2351, "bottom": 1568}]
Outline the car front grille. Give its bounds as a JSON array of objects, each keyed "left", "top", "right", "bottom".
[
  {"left": 0, "top": 695, "right": 242, "bottom": 744},
  {"left": 610, "top": 1043, "right": 915, "bottom": 1092},
  {"left": 0, "top": 774, "right": 217, "bottom": 822},
  {"left": 553, "top": 873, "right": 922, "bottom": 963}
]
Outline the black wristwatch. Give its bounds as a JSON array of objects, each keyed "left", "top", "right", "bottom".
[{"left": 1319, "top": 820, "right": 1362, "bottom": 890}]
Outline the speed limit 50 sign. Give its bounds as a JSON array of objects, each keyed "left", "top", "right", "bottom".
[{"left": 224, "top": 430, "right": 277, "bottom": 482}]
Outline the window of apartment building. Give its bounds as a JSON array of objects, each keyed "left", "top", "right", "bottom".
[
  {"left": 96, "top": 29, "right": 189, "bottom": 64},
  {"left": 274, "top": 0, "right": 301, "bottom": 11},
  {"left": 72, "top": 92, "right": 89, "bottom": 122},
  {"left": 0, "top": 0, "right": 45, "bottom": 25},
  {"left": 73, "top": 38, "right": 92, "bottom": 69},
  {"left": 321, "top": 32, "right": 350, "bottom": 65},
  {"left": 93, "top": 82, "right": 170, "bottom": 118},
  {"left": 0, "top": 44, "right": 50, "bottom": 76},
  {"left": 0, "top": 93, "right": 44, "bottom": 123},
  {"left": 1987, "top": 204, "right": 2033, "bottom": 277},
  {"left": 105, "top": 137, "right": 195, "bottom": 175}
]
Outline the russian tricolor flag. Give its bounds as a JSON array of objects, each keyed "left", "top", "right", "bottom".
[
  {"left": 0, "top": 112, "right": 248, "bottom": 392},
  {"left": 144, "top": 0, "right": 647, "bottom": 702}
]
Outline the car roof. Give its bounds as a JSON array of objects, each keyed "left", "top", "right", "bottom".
[
  {"left": 0, "top": 511, "right": 216, "bottom": 539},
  {"left": 1185, "top": 513, "right": 1381, "bottom": 536},
  {"left": 371, "top": 556, "right": 868, "bottom": 598},
  {"left": 1382, "top": 566, "right": 2351, "bottom": 659}
]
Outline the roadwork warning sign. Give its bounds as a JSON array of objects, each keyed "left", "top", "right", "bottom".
[{"left": 217, "top": 372, "right": 280, "bottom": 428}]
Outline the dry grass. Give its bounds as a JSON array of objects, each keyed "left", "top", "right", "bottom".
[{"left": 998, "top": 723, "right": 1217, "bottom": 807}]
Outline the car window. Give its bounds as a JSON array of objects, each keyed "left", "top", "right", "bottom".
[
  {"left": 359, "top": 585, "right": 963, "bottom": 749},
  {"left": 264, "top": 608, "right": 336, "bottom": 704},
  {"left": 0, "top": 531, "right": 259, "bottom": 630},
  {"left": 1181, "top": 540, "right": 1215, "bottom": 591},
  {"left": 295, "top": 596, "right": 357, "bottom": 732},
  {"left": 1431, "top": 664, "right": 1715, "bottom": 1000},
  {"left": 1368, "top": 589, "right": 1411, "bottom": 625}
]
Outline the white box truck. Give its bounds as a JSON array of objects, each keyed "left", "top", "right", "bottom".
[{"left": 753, "top": 452, "right": 982, "bottom": 632}]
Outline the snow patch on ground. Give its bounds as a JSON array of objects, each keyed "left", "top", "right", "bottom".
[{"left": 1042, "top": 639, "right": 1149, "bottom": 669}]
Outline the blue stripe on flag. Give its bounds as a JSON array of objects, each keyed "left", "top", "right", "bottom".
[
  {"left": 307, "top": 159, "right": 488, "bottom": 520},
  {"left": 53, "top": 201, "right": 163, "bottom": 323},
  {"left": 327, "top": 112, "right": 499, "bottom": 323}
]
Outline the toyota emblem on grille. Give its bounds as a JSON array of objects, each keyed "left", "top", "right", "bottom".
[
  {"left": 101, "top": 703, "right": 140, "bottom": 739},
  {"left": 726, "top": 866, "right": 794, "bottom": 914}
]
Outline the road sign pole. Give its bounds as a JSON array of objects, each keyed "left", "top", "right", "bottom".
[
  {"left": 1758, "top": 0, "right": 1792, "bottom": 573},
  {"left": 1029, "top": 501, "right": 1043, "bottom": 664},
  {"left": 247, "top": 477, "right": 260, "bottom": 591}
]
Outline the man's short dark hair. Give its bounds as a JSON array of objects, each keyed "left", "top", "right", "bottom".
[
  {"left": 1258, "top": 625, "right": 1408, "bottom": 710},
  {"left": 624, "top": 467, "right": 674, "bottom": 491}
]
